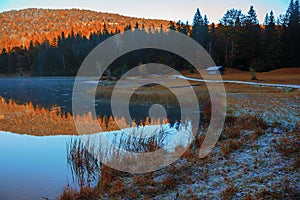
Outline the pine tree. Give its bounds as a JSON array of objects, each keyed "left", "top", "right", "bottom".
[
  {"left": 202, "top": 15, "right": 210, "bottom": 50},
  {"left": 191, "top": 8, "right": 209, "bottom": 49},
  {"left": 220, "top": 9, "right": 244, "bottom": 26},
  {"left": 263, "top": 11, "right": 281, "bottom": 70},
  {"left": 191, "top": 8, "right": 203, "bottom": 43},
  {"left": 286, "top": 0, "right": 295, "bottom": 23},
  {"left": 269, "top": 10, "right": 276, "bottom": 26},
  {"left": 243, "top": 6, "right": 262, "bottom": 71},
  {"left": 168, "top": 21, "right": 176, "bottom": 31},
  {"left": 134, "top": 22, "right": 139, "bottom": 29},
  {"left": 32, "top": 43, "right": 47, "bottom": 75},
  {"left": 0, "top": 48, "right": 9, "bottom": 73},
  {"left": 185, "top": 21, "right": 191, "bottom": 35},
  {"left": 193, "top": 8, "right": 203, "bottom": 26},
  {"left": 176, "top": 20, "right": 188, "bottom": 35},
  {"left": 264, "top": 13, "right": 269, "bottom": 26},
  {"left": 281, "top": 0, "right": 300, "bottom": 67},
  {"left": 245, "top": 6, "right": 259, "bottom": 25},
  {"left": 209, "top": 23, "right": 216, "bottom": 56},
  {"left": 8, "top": 52, "right": 18, "bottom": 74},
  {"left": 218, "top": 9, "right": 246, "bottom": 68}
]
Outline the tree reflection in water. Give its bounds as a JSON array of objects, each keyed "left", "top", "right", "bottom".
[{"left": 67, "top": 137, "right": 100, "bottom": 189}]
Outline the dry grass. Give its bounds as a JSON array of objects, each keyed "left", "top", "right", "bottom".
[
  {"left": 227, "top": 90, "right": 300, "bottom": 129},
  {"left": 93, "top": 82, "right": 210, "bottom": 107},
  {"left": 271, "top": 129, "right": 300, "bottom": 169},
  {"left": 60, "top": 126, "right": 179, "bottom": 199},
  {"left": 218, "top": 115, "right": 267, "bottom": 159},
  {"left": 183, "top": 67, "right": 300, "bottom": 84},
  {"left": 220, "top": 174, "right": 238, "bottom": 200},
  {"left": 273, "top": 137, "right": 299, "bottom": 157},
  {"left": 57, "top": 112, "right": 300, "bottom": 199}
]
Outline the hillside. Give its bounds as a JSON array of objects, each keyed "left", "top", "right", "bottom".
[{"left": 0, "top": 8, "right": 170, "bottom": 50}]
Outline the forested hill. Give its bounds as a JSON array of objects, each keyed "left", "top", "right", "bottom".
[
  {"left": 0, "top": 1, "right": 299, "bottom": 76},
  {"left": 0, "top": 8, "right": 170, "bottom": 50}
]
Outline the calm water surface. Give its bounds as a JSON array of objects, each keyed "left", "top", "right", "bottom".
[
  {"left": 0, "top": 131, "right": 74, "bottom": 200},
  {"left": 0, "top": 77, "right": 183, "bottom": 199},
  {"left": 0, "top": 77, "right": 181, "bottom": 121}
]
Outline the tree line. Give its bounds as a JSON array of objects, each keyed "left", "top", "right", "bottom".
[{"left": 0, "top": 0, "right": 299, "bottom": 76}]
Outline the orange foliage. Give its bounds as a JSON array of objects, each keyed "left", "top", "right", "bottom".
[
  {"left": 0, "top": 96, "right": 170, "bottom": 136},
  {"left": 0, "top": 8, "right": 171, "bottom": 51}
]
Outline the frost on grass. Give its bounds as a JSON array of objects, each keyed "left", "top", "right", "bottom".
[
  {"left": 227, "top": 91, "right": 300, "bottom": 130},
  {"left": 58, "top": 84, "right": 300, "bottom": 199}
]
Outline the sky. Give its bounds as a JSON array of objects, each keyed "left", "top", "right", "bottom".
[{"left": 0, "top": 0, "right": 289, "bottom": 24}]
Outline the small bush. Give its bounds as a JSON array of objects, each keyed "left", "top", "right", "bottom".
[
  {"left": 221, "top": 139, "right": 243, "bottom": 159},
  {"left": 220, "top": 175, "right": 238, "bottom": 199},
  {"left": 162, "top": 176, "right": 178, "bottom": 190},
  {"left": 274, "top": 137, "right": 299, "bottom": 157}
]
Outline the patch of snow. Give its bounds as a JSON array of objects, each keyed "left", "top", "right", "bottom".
[
  {"left": 80, "top": 121, "right": 194, "bottom": 158},
  {"left": 84, "top": 80, "right": 103, "bottom": 84},
  {"left": 176, "top": 75, "right": 300, "bottom": 89}
]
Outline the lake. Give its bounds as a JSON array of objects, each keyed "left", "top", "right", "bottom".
[
  {"left": 0, "top": 123, "right": 193, "bottom": 199},
  {"left": 0, "top": 77, "right": 186, "bottom": 199},
  {"left": 0, "top": 77, "right": 181, "bottom": 122},
  {"left": 0, "top": 131, "right": 73, "bottom": 200}
]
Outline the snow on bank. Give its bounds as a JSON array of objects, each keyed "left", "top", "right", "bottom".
[
  {"left": 80, "top": 121, "right": 194, "bottom": 159},
  {"left": 175, "top": 75, "right": 300, "bottom": 89},
  {"left": 0, "top": 121, "right": 194, "bottom": 151}
]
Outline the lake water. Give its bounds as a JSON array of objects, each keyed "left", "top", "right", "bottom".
[
  {"left": 0, "top": 77, "right": 185, "bottom": 199},
  {"left": 0, "top": 77, "right": 181, "bottom": 122},
  {"left": 0, "top": 124, "right": 193, "bottom": 199},
  {"left": 0, "top": 131, "right": 73, "bottom": 200}
]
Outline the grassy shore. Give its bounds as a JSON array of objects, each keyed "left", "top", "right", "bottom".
[
  {"left": 58, "top": 114, "right": 299, "bottom": 199},
  {"left": 56, "top": 75, "right": 299, "bottom": 199}
]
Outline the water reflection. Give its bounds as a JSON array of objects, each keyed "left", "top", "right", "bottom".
[
  {"left": 0, "top": 122, "right": 194, "bottom": 199},
  {"left": 67, "top": 137, "right": 100, "bottom": 189},
  {"left": 0, "top": 77, "right": 75, "bottom": 111},
  {"left": 0, "top": 77, "right": 182, "bottom": 122}
]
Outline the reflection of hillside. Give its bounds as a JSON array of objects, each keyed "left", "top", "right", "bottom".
[{"left": 0, "top": 96, "right": 178, "bottom": 135}]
